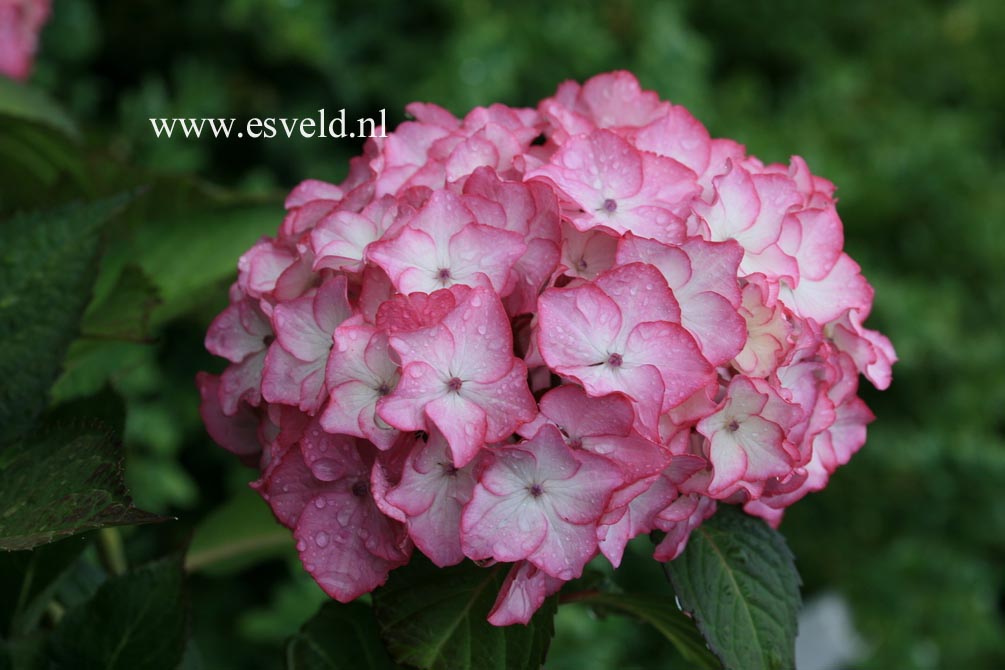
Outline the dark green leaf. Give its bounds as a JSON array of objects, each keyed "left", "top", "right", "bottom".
[
  {"left": 372, "top": 558, "right": 556, "bottom": 670},
  {"left": 0, "top": 196, "right": 128, "bottom": 443},
  {"left": 569, "top": 591, "right": 721, "bottom": 670},
  {"left": 0, "top": 80, "right": 77, "bottom": 136},
  {"left": 0, "top": 117, "right": 88, "bottom": 214},
  {"left": 667, "top": 506, "right": 801, "bottom": 670},
  {"left": 0, "top": 422, "right": 165, "bottom": 551},
  {"left": 47, "top": 556, "right": 188, "bottom": 670},
  {"left": 186, "top": 486, "right": 294, "bottom": 575},
  {"left": 0, "top": 536, "right": 89, "bottom": 638},
  {"left": 0, "top": 633, "right": 47, "bottom": 670},
  {"left": 286, "top": 601, "right": 399, "bottom": 670},
  {"left": 80, "top": 264, "right": 161, "bottom": 342}
]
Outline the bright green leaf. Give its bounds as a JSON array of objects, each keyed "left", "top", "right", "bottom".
[
  {"left": 47, "top": 556, "right": 188, "bottom": 670},
  {"left": 372, "top": 558, "right": 556, "bottom": 670},
  {"left": 0, "top": 423, "right": 165, "bottom": 551},
  {"left": 667, "top": 505, "right": 801, "bottom": 670},
  {"left": 186, "top": 485, "right": 293, "bottom": 574},
  {"left": 285, "top": 601, "right": 400, "bottom": 670},
  {"left": 0, "top": 196, "right": 128, "bottom": 443},
  {"left": 568, "top": 591, "right": 721, "bottom": 670}
]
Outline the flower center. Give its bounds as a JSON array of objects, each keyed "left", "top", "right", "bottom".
[
  {"left": 351, "top": 480, "right": 369, "bottom": 497},
  {"left": 727, "top": 419, "right": 740, "bottom": 433},
  {"left": 436, "top": 268, "right": 452, "bottom": 282},
  {"left": 447, "top": 377, "right": 463, "bottom": 392},
  {"left": 602, "top": 198, "right": 618, "bottom": 213},
  {"left": 529, "top": 483, "right": 544, "bottom": 498},
  {"left": 377, "top": 382, "right": 391, "bottom": 396},
  {"left": 607, "top": 353, "right": 623, "bottom": 368}
]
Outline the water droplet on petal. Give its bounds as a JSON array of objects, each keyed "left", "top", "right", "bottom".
[{"left": 315, "top": 531, "right": 330, "bottom": 548}]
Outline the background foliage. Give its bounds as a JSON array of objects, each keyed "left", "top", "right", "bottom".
[{"left": 1, "top": 0, "right": 1004, "bottom": 668}]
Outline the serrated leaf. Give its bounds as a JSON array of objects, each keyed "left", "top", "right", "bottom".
[
  {"left": 570, "top": 591, "right": 721, "bottom": 669},
  {"left": 47, "top": 556, "right": 188, "bottom": 670},
  {"left": 372, "top": 558, "right": 556, "bottom": 670},
  {"left": 667, "top": 505, "right": 801, "bottom": 670},
  {"left": 0, "top": 196, "right": 128, "bottom": 443},
  {"left": 186, "top": 486, "right": 294, "bottom": 575},
  {"left": 0, "top": 422, "right": 165, "bottom": 551},
  {"left": 285, "top": 601, "right": 399, "bottom": 670}
]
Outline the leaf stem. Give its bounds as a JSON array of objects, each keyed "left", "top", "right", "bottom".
[{"left": 97, "top": 527, "right": 127, "bottom": 576}]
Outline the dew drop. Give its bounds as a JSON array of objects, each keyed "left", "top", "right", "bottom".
[
  {"left": 296, "top": 540, "right": 307, "bottom": 552},
  {"left": 314, "top": 497, "right": 327, "bottom": 509},
  {"left": 315, "top": 531, "right": 330, "bottom": 548}
]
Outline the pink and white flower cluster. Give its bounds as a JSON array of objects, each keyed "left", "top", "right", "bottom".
[{"left": 199, "top": 71, "right": 895, "bottom": 625}]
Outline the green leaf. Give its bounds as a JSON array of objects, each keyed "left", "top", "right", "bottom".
[
  {"left": 98, "top": 179, "right": 282, "bottom": 322},
  {"left": 0, "top": 536, "right": 90, "bottom": 637},
  {"left": 0, "top": 196, "right": 128, "bottom": 443},
  {"left": 0, "top": 634, "right": 47, "bottom": 670},
  {"left": 186, "top": 485, "right": 294, "bottom": 575},
  {"left": 80, "top": 264, "right": 161, "bottom": 342},
  {"left": 0, "top": 117, "right": 88, "bottom": 213},
  {"left": 568, "top": 591, "right": 721, "bottom": 670},
  {"left": 0, "top": 422, "right": 165, "bottom": 551},
  {"left": 47, "top": 556, "right": 188, "bottom": 670},
  {"left": 285, "top": 601, "right": 400, "bottom": 670},
  {"left": 239, "top": 568, "right": 330, "bottom": 643},
  {"left": 372, "top": 558, "right": 556, "bottom": 670},
  {"left": 0, "top": 80, "right": 77, "bottom": 137},
  {"left": 667, "top": 506, "right": 801, "bottom": 670}
]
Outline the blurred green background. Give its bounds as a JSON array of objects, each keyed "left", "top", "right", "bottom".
[{"left": 2, "top": 0, "right": 1004, "bottom": 668}]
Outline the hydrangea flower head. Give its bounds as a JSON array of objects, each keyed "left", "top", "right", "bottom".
[{"left": 200, "top": 70, "right": 895, "bottom": 624}]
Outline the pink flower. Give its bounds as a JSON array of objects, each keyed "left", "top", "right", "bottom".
[
  {"left": 205, "top": 296, "right": 273, "bottom": 414},
  {"left": 488, "top": 561, "right": 564, "bottom": 626},
  {"left": 320, "top": 317, "right": 400, "bottom": 449},
  {"left": 200, "top": 70, "right": 895, "bottom": 625},
  {"left": 697, "top": 375, "right": 803, "bottom": 498},
  {"left": 377, "top": 286, "right": 537, "bottom": 467},
  {"left": 528, "top": 130, "right": 699, "bottom": 243},
  {"left": 291, "top": 439, "right": 412, "bottom": 602},
  {"left": 461, "top": 424, "right": 623, "bottom": 580},
  {"left": 384, "top": 429, "right": 478, "bottom": 566},
  {"left": 537, "top": 262, "right": 714, "bottom": 436},
  {"left": 0, "top": 0, "right": 49, "bottom": 81},
  {"left": 262, "top": 275, "right": 352, "bottom": 414},
  {"left": 616, "top": 234, "right": 746, "bottom": 365},
  {"left": 368, "top": 189, "right": 526, "bottom": 295}
]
